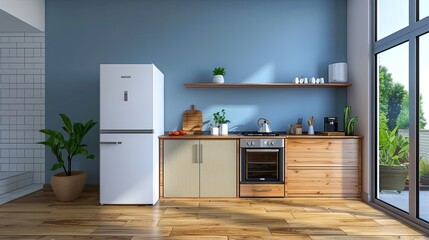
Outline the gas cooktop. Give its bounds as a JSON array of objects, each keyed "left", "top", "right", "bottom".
[{"left": 240, "top": 131, "right": 286, "bottom": 136}]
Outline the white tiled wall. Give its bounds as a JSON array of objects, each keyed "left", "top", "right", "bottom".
[{"left": 0, "top": 32, "right": 45, "bottom": 184}]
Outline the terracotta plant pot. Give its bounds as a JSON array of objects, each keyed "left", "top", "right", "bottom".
[
  {"left": 51, "top": 171, "right": 86, "bottom": 201},
  {"left": 379, "top": 165, "right": 408, "bottom": 193}
]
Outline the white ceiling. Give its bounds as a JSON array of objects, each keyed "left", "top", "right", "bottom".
[
  {"left": 0, "top": 9, "right": 40, "bottom": 32},
  {"left": 0, "top": 0, "right": 44, "bottom": 32}
]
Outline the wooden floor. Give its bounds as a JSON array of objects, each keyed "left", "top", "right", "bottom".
[{"left": 0, "top": 190, "right": 428, "bottom": 239}]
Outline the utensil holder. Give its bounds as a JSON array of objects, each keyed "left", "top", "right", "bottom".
[{"left": 308, "top": 125, "right": 314, "bottom": 135}]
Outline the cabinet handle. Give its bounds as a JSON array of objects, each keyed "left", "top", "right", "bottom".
[
  {"left": 100, "top": 141, "right": 122, "bottom": 144},
  {"left": 200, "top": 144, "right": 203, "bottom": 163},
  {"left": 246, "top": 149, "right": 279, "bottom": 153},
  {"left": 254, "top": 188, "right": 272, "bottom": 192},
  {"left": 195, "top": 144, "right": 199, "bottom": 164}
]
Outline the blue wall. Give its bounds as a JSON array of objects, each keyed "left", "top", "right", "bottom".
[{"left": 46, "top": 0, "right": 347, "bottom": 183}]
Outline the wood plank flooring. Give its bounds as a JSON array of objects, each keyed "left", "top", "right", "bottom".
[{"left": 0, "top": 190, "right": 427, "bottom": 239}]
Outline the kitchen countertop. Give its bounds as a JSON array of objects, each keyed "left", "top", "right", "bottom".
[
  {"left": 159, "top": 133, "right": 363, "bottom": 139},
  {"left": 159, "top": 134, "right": 241, "bottom": 139}
]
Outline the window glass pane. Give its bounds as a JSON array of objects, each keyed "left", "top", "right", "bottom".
[
  {"left": 419, "top": 33, "right": 429, "bottom": 222},
  {"left": 377, "top": 42, "right": 409, "bottom": 213},
  {"left": 377, "top": 0, "right": 409, "bottom": 40},
  {"left": 420, "top": 0, "right": 429, "bottom": 20}
]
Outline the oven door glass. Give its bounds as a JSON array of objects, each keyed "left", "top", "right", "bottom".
[{"left": 245, "top": 149, "right": 280, "bottom": 181}]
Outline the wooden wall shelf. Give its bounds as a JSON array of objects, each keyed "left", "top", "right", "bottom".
[{"left": 184, "top": 83, "right": 352, "bottom": 88}]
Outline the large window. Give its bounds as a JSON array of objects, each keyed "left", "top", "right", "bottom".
[
  {"left": 418, "top": 33, "right": 429, "bottom": 222},
  {"left": 420, "top": 0, "right": 429, "bottom": 20},
  {"left": 375, "top": 0, "right": 429, "bottom": 230},
  {"left": 377, "top": 0, "right": 409, "bottom": 40},
  {"left": 377, "top": 42, "right": 410, "bottom": 213}
]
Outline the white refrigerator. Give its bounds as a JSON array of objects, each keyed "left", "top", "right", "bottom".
[{"left": 99, "top": 64, "right": 164, "bottom": 205}]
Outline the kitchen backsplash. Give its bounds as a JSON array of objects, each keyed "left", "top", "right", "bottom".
[{"left": 0, "top": 32, "right": 45, "bottom": 184}]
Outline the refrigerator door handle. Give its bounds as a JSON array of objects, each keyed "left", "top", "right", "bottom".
[
  {"left": 124, "top": 91, "right": 128, "bottom": 101},
  {"left": 100, "top": 141, "right": 122, "bottom": 145}
]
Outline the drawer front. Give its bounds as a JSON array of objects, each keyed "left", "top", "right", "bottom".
[
  {"left": 287, "top": 169, "right": 359, "bottom": 197},
  {"left": 287, "top": 139, "right": 360, "bottom": 167},
  {"left": 240, "top": 184, "right": 285, "bottom": 197}
]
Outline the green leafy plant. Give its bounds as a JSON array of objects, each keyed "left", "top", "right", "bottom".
[
  {"left": 213, "top": 67, "right": 226, "bottom": 76},
  {"left": 344, "top": 105, "right": 358, "bottom": 136},
  {"left": 379, "top": 126, "right": 409, "bottom": 166},
  {"left": 213, "top": 109, "right": 230, "bottom": 126},
  {"left": 419, "top": 158, "right": 429, "bottom": 176},
  {"left": 38, "top": 113, "right": 97, "bottom": 176}
]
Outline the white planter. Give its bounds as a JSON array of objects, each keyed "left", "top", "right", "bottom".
[
  {"left": 220, "top": 123, "right": 228, "bottom": 135},
  {"left": 211, "top": 127, "right": 219, "bottom": 136},
  {"left": 308, "top": 125, "right": 314, "bottom": 135},
  {"left": 213, "top": 75, "right": 224, "bottom": 84}
]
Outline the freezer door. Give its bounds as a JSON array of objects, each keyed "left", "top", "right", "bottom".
[
  {"left": 100, "top": 64, "right": 154, "bottom": 130},
  {"left": 100, "top": 133, "right": 157, "bottom": 204}
]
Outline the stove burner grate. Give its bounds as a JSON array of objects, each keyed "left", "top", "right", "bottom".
[{"left": 240, "top": 132, "right": 280, "bottom": 136}]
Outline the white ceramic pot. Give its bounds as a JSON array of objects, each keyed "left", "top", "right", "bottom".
[
  {"left": 211, "top": 127, "right": 219, "bottom": 136},
  {"left": 213, "top": 75, "right": 224, "bottom": 84},
  {"left": 220, "top": 123, "right": 228, "bottom": 135},
  {"left": 308, "top": 125, "right": 314, "bottom": 135}
]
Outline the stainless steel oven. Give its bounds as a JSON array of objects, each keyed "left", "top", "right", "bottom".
[{"left": 240, "top": 138, "right": 285, "bottom": 184}]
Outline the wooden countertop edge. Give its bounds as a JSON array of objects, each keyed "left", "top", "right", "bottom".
[
  {"left": 287, "top": 135, "right": 363, "bottom": 139},
  {"left": 159, "top": 135, "right": 241, "bottom": 139},
  {"left": 158, "top": 135, "right": 363, "bottom": 139}
]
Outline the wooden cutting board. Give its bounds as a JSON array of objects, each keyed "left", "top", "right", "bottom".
[{"left": 182, "top": 105, "right": 203, "bottom": 135}]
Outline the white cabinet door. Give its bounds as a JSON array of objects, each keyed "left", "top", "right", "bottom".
[
  {"left": 163, "top": 140, "right": 200, "bottom": 197},
  {"left": 100, "top": 64, "right": 154, "bottom": 130},
  {"left": 100, "top": 133, "right": 154, "bottom": 204},
  {"left": 200, "top": 140, "right": 236, "bottom": 197}
]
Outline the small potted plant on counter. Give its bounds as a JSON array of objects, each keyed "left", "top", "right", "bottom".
[
  {"left": 213, "top": 67, "right": 226, "bottom": 84},
  {"left": 38, "top": 113, "right": 97, "bottom": 201},
  {"left": 209, "top": 123, "right": 219, "bottom": 136},
  {"left": 213, "top": 109, "right": 230, "bottom": 135}
]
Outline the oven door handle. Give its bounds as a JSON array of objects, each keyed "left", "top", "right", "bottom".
[{"left": 245, "top": 149, "right": 279, "bottom": 152}]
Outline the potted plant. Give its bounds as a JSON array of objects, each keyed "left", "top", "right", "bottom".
[
  {"left": 343, "top": 105, "right": 358, "bottom": 136},
  {"left": 419, "top": 157, "right": 429, "bottom": 185},
  {"left": 209, "top": 123, "right": 219, "bottom": 136},
  {"left": 38, "top": 113, "right": 97, "bottom": 201},
  {"left": 213, "top": 109, "right": 230, "bottom": 135},
  {"left": 213, "top": 67, "right": 226, "bottom": 84},
  {"left": 379, "top": 126, "right": 409, "bottom": 192}
]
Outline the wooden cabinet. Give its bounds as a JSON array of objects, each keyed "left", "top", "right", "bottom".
[
  {"left": 240, "top": 184, "right": 284, "bottom": 197},
  {"left": 286, "top": 138, "right": 362, "bottom": 197},
  {"left": 163, "top": 140, "right": 199, "bottom": 197},
  {"left": 163, "top": 140, "right": 237, "bottom": 197}
]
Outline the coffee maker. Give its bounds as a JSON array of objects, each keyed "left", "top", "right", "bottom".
[{"left": 324, "top": 117, "right": 338, "bottom": 132}]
